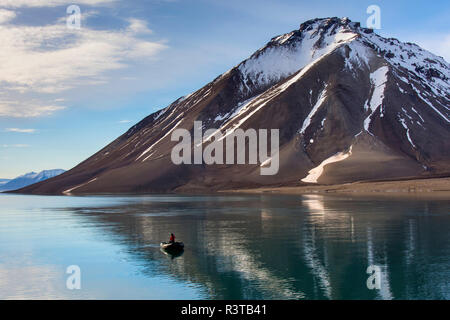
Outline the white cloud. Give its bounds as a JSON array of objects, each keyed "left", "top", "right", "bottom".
[
  {"left": 0, "top": 100, "right": 66, "bottom": 117},
  {"left": 5, "top": 128, "right": 36, "bottom": 133},
  {"left": 127, "top": 18, "right": 153, "bottom": 34},
  {"left": 0, "top": 0, "right": 116, "bottom": 8},
  {"left": 118, "top": 120, "right": 132, "bottom": 123},
  {"left": 0, "top": 23, "right": 166, "bottom": 93},
  {"left": 0, "top": 9, "right": 15, "bottom": 23},
  {"left": 0, "top": 17, "right": 167, "bottom": 117}
]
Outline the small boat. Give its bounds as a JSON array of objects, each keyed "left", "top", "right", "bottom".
[{"left": 160, "top": 241, "right": 184, "bottom": 251}]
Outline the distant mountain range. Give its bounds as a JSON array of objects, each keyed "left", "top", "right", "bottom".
[
  {"left": 0, "top": 179, "right": 11, "bottom": 186},
  {"left": 15, "top": 17, "right": 450, "bottom": 195},
  {"left": 0, "top": 169, "right": 66, "bottom": 192}
]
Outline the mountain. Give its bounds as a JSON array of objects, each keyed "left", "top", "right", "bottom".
[
  {"left": 0, "top": 179, "right": 11, "bottom": 186},
  {"left": 16, "top": 17, "right": 449, "bottom": 195},
  {"left": 1, "top": 169, "right": 66, "bottom": 192}
]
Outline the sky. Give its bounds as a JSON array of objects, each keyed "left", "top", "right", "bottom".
[{"left": 0, "top": 0, "right": 449, "bottom": 178}]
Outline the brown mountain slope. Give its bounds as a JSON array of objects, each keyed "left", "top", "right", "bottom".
[{"left": 16, "top": 17, "right": 449, "bottom": 195}]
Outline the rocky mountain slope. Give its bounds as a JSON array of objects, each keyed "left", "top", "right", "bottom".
[{"left": 17, "top": 17, "right": 449, "bottom": 195}]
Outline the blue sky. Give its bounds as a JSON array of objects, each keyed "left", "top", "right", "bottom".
[{"left": 0, "top": 0, "right": 449, "bottom": 178}]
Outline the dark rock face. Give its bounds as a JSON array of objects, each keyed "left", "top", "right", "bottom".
[{"left": 17, "top": 18, "right": 450, "bottom": 195}]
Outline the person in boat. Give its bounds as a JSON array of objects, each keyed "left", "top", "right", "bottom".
[{"left": 169, "top": 233, "right": 175, "bottom": 243}]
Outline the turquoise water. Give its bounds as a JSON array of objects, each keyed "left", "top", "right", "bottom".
[{"left": 0, "top": 193, "right": 449, "bottom": 300}]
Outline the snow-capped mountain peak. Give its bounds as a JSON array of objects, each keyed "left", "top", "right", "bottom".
[
  {"left": 237, "top": 17, "right": 360, "bottom": 95},
  {"left": 236, "top": 17, "right": 449, "bottom": 103}
]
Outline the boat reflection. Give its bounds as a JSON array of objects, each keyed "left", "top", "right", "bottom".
[{"left": 160, "top": 248, "right": 185, "bottom": 259}]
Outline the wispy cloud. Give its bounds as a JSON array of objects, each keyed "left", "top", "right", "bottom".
[
  {"left": 118, "top": 120, "right": 132, "bottom": 124},
  {"left": 127, "top": 18, "right": 153, "bottom": 34},
  {"left": 0, "top": 8, "right": 167, "bottom": 118},
  {"left": 0, "top": 101, "right": 66, "bottom": 118},
  {"left": 0, "top": 0, "right": 116, "bottom": 8},
  {"left": 5, "top": 128, "right": 36, "bottom": 133},
  {"left": 1, "top": 144, "right": 30, "bottom": 148}
]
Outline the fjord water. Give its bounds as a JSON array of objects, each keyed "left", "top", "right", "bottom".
[{"left": 0, "top": 193, "right": 448, "bottom": 300}]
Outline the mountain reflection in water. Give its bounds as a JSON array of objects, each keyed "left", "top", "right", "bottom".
[{"left": 0, "top": 193, "right": 448, "bottom": 299}]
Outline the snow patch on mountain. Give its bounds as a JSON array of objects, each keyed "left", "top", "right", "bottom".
[
  {"left": 410, "top": 83, "right": 449, "bottom": 123},
  {"left": 411, "top": 107, "right": 425, "bottom": 123},
  {"left": 398, "top": 115, "right": 416, "bottom": 149},
  {"left": 137, "top": 119, "right": 184, "bottom": 162},
  {"left": 302, "top": 146, "right": 353, "bottom": 183},
  {"left": 344, "top": 40, "right": 372, "bottom": 70},
  {"left": 214, "top": 96, "right": 260, "bottom": 123},
  {"left": 300, "top": 86, "right": 328, "bottom": 134},
  {"left": 364, "top": 65, "right": 389, "bottom": 132},
  {"left": 63, "top": 177, "right": 98, "bottom": 195},
  {"left": 360, "top": 31, "right": 450, "bottom": 94}
]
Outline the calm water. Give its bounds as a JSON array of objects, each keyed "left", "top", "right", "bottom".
[{"left": 0, "top": 193, "right": 449, "bottom": 300}]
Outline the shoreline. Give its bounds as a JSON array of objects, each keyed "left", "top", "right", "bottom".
[
  {"left": 5, "top": 177, "right": 450, "bottom": 198},
  {"left": 223, "top": 177, "right": 450, "bottom": 198}
]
